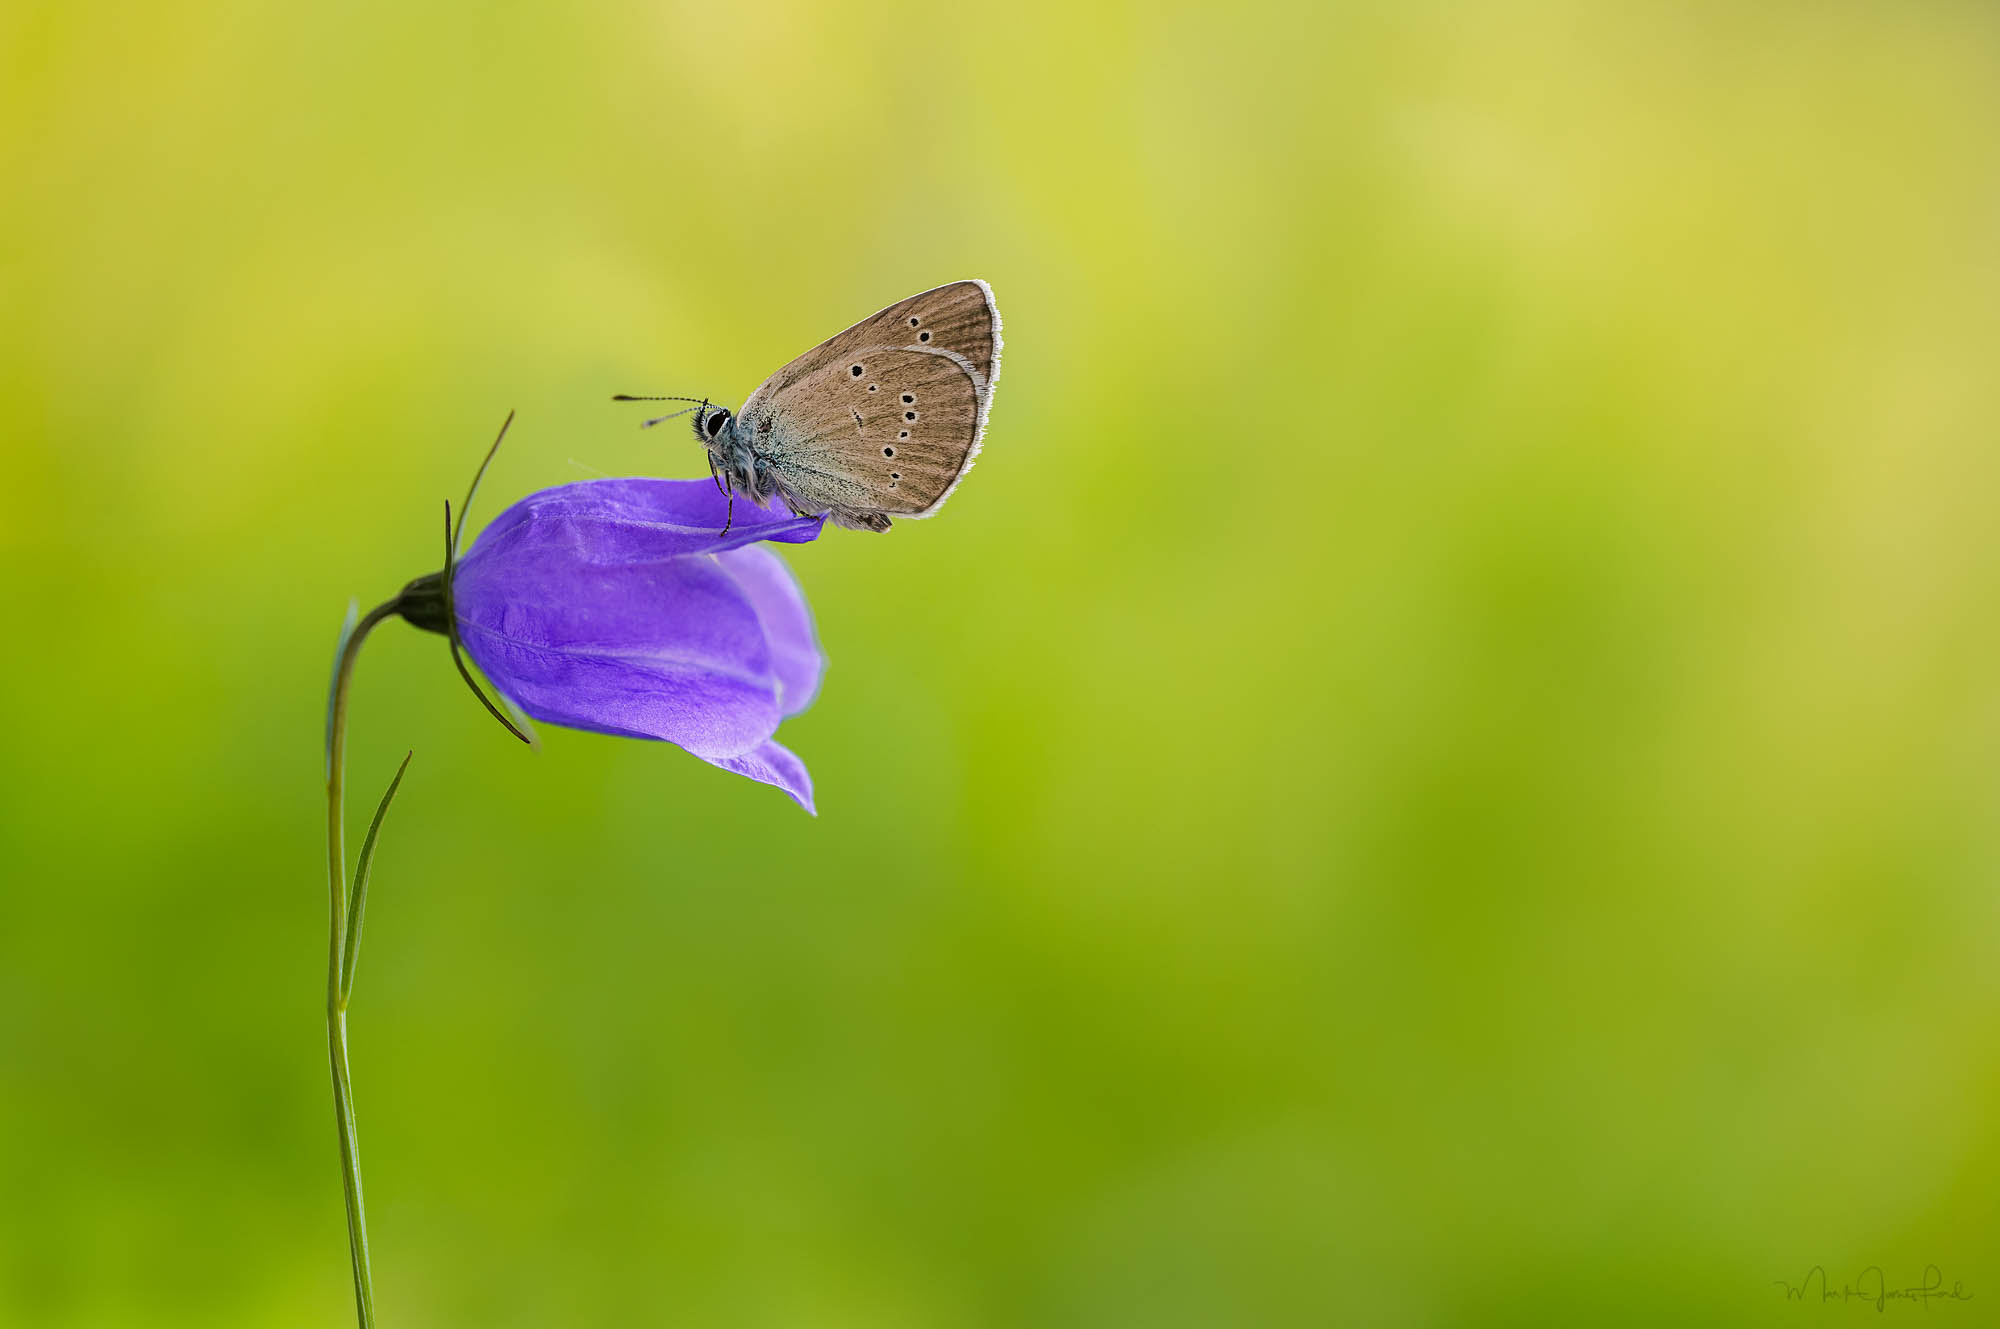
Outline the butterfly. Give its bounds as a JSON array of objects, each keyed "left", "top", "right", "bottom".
[{"left": 618, "top": 280, "right": 1001, "bottom": 533}]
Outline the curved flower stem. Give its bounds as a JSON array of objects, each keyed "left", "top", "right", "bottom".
[{"left": 325, "top": 597, "right": 405, "bottom": 1329}]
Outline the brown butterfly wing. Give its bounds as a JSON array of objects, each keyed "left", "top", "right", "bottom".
[
  {"left": 743, "top": 349, "right": 983, "bottom": 527},
  {"left": 749, "top": 279, "right": 1000, "bottom": 402},
  {"left": 738, "top": 280, "right": 1001, "bottom": 529}
]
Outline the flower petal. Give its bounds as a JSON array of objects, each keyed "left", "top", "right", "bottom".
[
  {"left": 715, "top": 545, "right": 823, "bottom": 718},
  {"left": 707, "top": 738, "right": 815, "bottom": 814},
  {"left": 456, "top": 540, "right": 781, "bottom": 758},
  {"left": 450, "top": 477, "right": 830, "bottom": 799},
  {"left": 464, "top": 478, "right": 823, "bottom": 572}
]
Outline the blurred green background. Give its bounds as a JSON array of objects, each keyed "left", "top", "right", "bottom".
[{"left": 5, "top": 1, "right": 1999, "bottom": 1325}]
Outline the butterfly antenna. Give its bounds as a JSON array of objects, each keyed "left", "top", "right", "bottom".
[
  {"left": 640, "top": 407, "right": 698, "bottom": 429},
  {"left": 616, "top": 393, "right": 715, "bottom": 429},
  {"left": 442, "top": 418, "right": 535, "bottom": 748},
  {"left": 614, "top": 393, "right": 711, "bottom": 406}
]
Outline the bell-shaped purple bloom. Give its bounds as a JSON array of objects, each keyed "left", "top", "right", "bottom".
[{"left": 449, "top": 478, "right": 827, "bottom": 812}]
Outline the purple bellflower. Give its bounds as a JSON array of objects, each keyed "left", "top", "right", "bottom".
[
  {"left": 437, "top": 477, "right": 827, "bottom": 811},
  {"left": 319, "top": 415, "right": 830, "bottom": 1327}
]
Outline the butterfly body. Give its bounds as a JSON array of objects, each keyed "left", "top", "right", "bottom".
[{"left": 683, "top": 280, "right": 1002, "bottom": 533}]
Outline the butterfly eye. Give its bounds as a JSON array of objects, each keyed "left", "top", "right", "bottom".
[{"left": 705, "top": 410, "right": 730, "bottom": 438}]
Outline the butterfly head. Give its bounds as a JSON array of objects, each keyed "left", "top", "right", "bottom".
[{"left": 691, "top": 401, "right": 734, "bottom": 447}]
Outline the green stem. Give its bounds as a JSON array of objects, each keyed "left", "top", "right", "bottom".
[{"left": 325, "top": 598, "right": 403, "bottom": 1329}]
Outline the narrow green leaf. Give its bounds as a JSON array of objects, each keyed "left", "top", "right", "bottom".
[{"left": 340, "top": 750, "right": 413, "bottom": 1008}]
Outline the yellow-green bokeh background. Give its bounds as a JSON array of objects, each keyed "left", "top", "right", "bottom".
[{"left": 5, "top": 2, "right": 1999, "bottom": 1325}]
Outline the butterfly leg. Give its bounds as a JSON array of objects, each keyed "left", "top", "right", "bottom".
[{"left": 719, "top": 487, "right": 734, "bottom": 539}]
